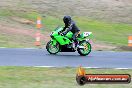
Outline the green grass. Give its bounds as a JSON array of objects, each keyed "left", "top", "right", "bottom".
[
  {"left": 20, "top": 12, "right": 132, "bottom": 46},
  {"left": 0, "top": 67, "right": 131, "bottom": 88},
  {"left": 75, "top": 17, "right": 132, "bottom": 45},
  {"left": 0, "top": 31, "right": 35, "bottom": 48},
  {"left": 0, "top": 9, "right": 132, "bottom": 48},
  {"left": 43, "top": 16, "right": 132, "bottom": 46}
]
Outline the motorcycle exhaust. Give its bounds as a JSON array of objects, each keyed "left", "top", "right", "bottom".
[{"left": 78, "top": 46, "right": 85, "bottom": 48}]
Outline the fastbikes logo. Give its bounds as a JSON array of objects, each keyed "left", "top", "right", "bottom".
[{"left": 76, "top": 66, "right": 131, "bottom": 85}]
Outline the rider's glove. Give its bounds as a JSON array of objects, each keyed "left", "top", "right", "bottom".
[{"left": 62, "top": 32, "right": 67, "bottom": 36}]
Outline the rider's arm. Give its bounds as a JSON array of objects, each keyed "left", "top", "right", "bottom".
[
  {"left": 63, "top": 24, "right": 67, "bottom": 30},
  {"left": 60, "top": 24, "right": 67, "bottom": 33},
  {"left": 63, "top": 23, "right": 74, "bottom": 35}
]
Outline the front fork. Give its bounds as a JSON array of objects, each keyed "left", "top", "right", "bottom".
[{"left": 51, "top": 39, "right": 57, "bottom": 46}]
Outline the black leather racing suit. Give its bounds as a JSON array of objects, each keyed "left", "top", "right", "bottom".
[{"left": 62, "top": 20, "right": 80, "bottom": 42}]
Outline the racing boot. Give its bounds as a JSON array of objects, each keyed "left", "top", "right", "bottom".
[{"left": 72, "top": 41, "right": 78, "bottom": 50}]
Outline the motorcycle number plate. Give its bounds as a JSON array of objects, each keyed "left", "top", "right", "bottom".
[{"left": 84, "top": 32, "right": 92, "bottom": 37}]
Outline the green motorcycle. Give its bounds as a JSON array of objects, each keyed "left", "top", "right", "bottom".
[{"left": 46, "top": 26, "right": 92, "bottom": 56}]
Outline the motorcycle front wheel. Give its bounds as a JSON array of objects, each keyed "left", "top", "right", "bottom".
[{"left": 46, "top": 40, "right": 60, "bottom": 54}]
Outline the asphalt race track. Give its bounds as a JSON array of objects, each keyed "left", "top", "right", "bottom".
[{"left": 0, "top": 48, "right": 132, "bottom": 68}]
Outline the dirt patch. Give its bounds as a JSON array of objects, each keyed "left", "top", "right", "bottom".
[
  {"left": 0, "top": 24, "right": 35, "bottom": 38},
  {"left": 91, "top": 41, "right": 116, "bottom": 51},
  {"left": 0, "top": 24, "right": 50, "bottom": 39},
  {"left": 10, "top": 17, "right": 35, "bottom": 25},
  {"left": 0, "top": 23, "right": 50, "bottom": 47},
  {"left": 117, "top": 46, "right": 132, "bottom": 51}
]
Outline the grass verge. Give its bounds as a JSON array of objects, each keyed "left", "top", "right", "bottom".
[
  {"left": 0, "top": 9, "right": 132, "bottom": 48},
  {"left": 0, "top": 66, "right": 131, "bottom": 88}
]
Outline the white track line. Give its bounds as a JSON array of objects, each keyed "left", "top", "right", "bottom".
[
  {"left": 0, "top": 47, "right": 37, "bottom": 49},
  {"left": 33, "top": 66, "right": 132, "bottom": 69},
  {"left": 114, "top": 68, "right": 131, "bottom": 70},
  {"left": 0, "top": 47, "right": 7, "bottom": 48},
  {"left": 82, "top": 67, "right": 131, "bottom": 69},
  {"left": 34, "top": 66, "right": 55, "bottom": 68}
]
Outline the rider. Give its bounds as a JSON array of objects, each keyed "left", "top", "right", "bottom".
[{"left": 61, "top": 16, "right": 80, "bottom": 48}]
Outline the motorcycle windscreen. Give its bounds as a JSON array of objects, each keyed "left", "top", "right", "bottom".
[{"left": 55, "top": 27, "right": 63, "bottom": 32}]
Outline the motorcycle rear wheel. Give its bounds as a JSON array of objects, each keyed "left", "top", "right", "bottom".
[{"left": 77, "top": 41, "right": 91, "bottom": 56}]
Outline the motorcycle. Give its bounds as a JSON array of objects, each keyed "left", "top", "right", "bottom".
[{"left": 46, "top": 26, "right": 92, "bottom": 56}]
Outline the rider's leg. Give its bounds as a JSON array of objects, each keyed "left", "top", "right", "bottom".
[{"left": 72, "top": 31, "right": 79, "bottom": 47}]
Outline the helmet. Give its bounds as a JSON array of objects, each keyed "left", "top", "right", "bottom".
[{"left": 63, "top": 16, "right": 71, "bottom": 24}]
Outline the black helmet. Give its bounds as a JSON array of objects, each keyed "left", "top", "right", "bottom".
[{"left": 63, "top": 16, "right": 71, "bottom": 24}]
